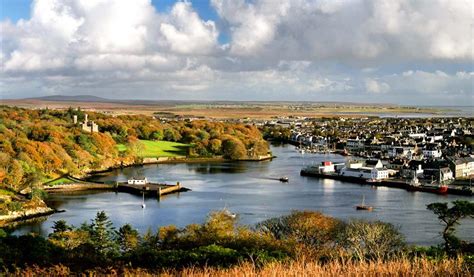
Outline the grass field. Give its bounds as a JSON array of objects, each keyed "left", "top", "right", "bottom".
[
  {"left": 117, "top": 140, "right": 189, "bottom": 158},
  {"left": 45, "top": 177, "right": 79, "bottom": 186},
  {"left": 1, "top": 99, "right": 453, "bottom": 119}
]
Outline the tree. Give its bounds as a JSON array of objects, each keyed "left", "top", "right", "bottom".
[
  {"left": 427, "top": 200, "right": 474, "bottom": 255},
  {"left": 341, "top": 220, "right": 406, "bottom": 261},
  {"left": 52, "top": 220, "right": 72, "bottom": 233},
  {"left": 258, "top": 211, "right": 341, "bottom": 248},
  {"left": 222, "top": 138, "right": 246, "bottom": 160},
  {"left": 90, "top": 211, "right": 119, "bottom": 260},
  {"left": 118, "top": 224, "right": 140, "bottom": 253}
]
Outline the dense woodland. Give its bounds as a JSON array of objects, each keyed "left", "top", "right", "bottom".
[
  {"left": 0, "top": 106, "right": 269, "bottom": 193},
  {"left": 1, "top": 201, "right": 472, "bottom": 274}
]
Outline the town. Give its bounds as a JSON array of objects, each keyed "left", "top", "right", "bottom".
[{"left": 262, "top": 116, "right": 473, "bottom": 195}]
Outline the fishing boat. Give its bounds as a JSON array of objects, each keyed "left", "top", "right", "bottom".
[
  {"left": 366, "top": 178, "right": 381, "bottom": 184},
  {"left": 279, "top": 176, "right": 289, "bottom": 182},
  {"left": 221, "top": 206, "right": 237, "bottom": 218},
  {"left": 406, "top": 177, "right": 448, "bottom": 194},
  {"left": 356, "top": 195, "right": 373, "bottom": 211}
]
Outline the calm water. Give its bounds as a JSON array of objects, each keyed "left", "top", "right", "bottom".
[{"left": 13, "top": 145, "right": 473, "bottom": 245}]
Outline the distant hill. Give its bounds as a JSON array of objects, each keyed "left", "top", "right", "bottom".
[
  {"left": 19, "top": 94, "right": 393, "bottom": 107},
  {"left": 29, "top": 95, "right": 112, "bottom": 102}
]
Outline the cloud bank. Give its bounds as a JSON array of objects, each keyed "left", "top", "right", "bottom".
[{"left": 1, "top": 0, "right": 472, "bottom": 105}]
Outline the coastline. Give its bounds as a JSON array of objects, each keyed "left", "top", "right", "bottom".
[
  {"left": 0, "top": 206, "right": 57, "bottom": 228},
  {"left": 84, "top": 154, "right": 275, "bottom": 176}
]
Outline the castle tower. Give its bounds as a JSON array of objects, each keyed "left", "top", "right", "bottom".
[
  {"left": 84, "top": 114, "right": 88, "bottom": 124},
  {"left": 73, "top": 115, "right": 78, "bottom": 124}
]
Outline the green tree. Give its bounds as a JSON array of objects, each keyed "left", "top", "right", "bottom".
[
  {"left": 118, "top": 224, "right": 140, "bottom": 253},
  {"left": 427, "top": 200, "right": 474, "bottom": 255},
  {"left": 90, "top": 211, "right": 119, "bottom": 260},
  {"left": 52, "top": 220, "right": 72, "bottom": 233}
]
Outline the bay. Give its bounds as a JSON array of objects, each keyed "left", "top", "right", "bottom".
[{"left": 13, "top": 144, "right": 473, "bottom": 246}]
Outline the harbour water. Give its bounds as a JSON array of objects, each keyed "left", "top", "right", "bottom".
[{"left": 13, "top": 144, "right": 473, "bottom": 246}]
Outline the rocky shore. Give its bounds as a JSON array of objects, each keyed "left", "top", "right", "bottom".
[{"left": 0, "top": 206, "right": 55, "bottom": 227}]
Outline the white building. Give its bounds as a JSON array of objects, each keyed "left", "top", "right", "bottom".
[
  {"left": 128, "top": 177, "right": 148, "bottom": 185},
  {"left": 422, "top": 149, "right": 442, "bottom": 159},
  {"left": 319, "top": 161, "right": 335, "bottom": 173},
  {"left": 340, "top": 167, "right": 389, "bottom": 180},
  {"left": 346, "top": 138, "right": 365, "bottom": 151}
]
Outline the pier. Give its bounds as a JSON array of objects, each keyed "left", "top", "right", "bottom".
[{"left": 116, "top": 182, "right": 189, "bottom": 198}]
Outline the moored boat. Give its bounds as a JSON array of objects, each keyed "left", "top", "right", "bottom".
[
  {"left": 406, "top": 177, "right": 448, "bottom": 194},
  {"left": 355, "top": 195, "right": 373, "bottom": 211},
  {"left": 279, "top": 177, "right": 289, "bottom": 182}
]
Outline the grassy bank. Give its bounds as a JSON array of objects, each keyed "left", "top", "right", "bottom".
[
  {"left": 7, "top": 256, "right": 471, "bottom": 276},
  {"left": 117, "top": 140, "right": 190, "bottom": 157}
]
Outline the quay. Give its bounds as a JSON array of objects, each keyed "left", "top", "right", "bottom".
[
  {"left": 116, "top": 181, "right": 190, "bottom": 198},
  {"left": 300, "top": 169, "right": 473, "bottom": 196},
  {"left": 44, "top": 176, "right": 190, "bottom": 197}
]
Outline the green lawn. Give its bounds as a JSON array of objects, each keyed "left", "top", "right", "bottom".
[
  {"left": 117, "top": 140, "right": 189, "bottom": 158},
  {"left": 46, "top": 177, "right": 78, "bottom": 186}
]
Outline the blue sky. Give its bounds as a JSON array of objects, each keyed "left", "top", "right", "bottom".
[
  {"left": 1, "top": 0, "right": 31, "bottom": 22},
  {"left": 0, "top": 0, "right": 472, "bottom": 105},
  {"left": 1, "top": 0, "right": 216, "bottom": 21}
]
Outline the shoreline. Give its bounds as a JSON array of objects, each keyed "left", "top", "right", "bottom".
[
  {"left": 84, "top": 154, "right": 275, "bottom": 176},
  {"left": 2, "top": 154, "right": 275, "bottom": 227},
  {"left": 0, "top": 206, "right": 59, "bottom": 228},
  {"left": 300, "top": 169, "right": 473, "bottom": 196}
]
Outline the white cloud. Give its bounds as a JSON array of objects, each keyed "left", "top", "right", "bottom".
[
  {"left": 160, "top": 2, "right": 219, "bottom": 55},
  {"left": 365, "top": 78, "right": 390, "bottom": 94},
  {"left": 0, "top": 0, "right": 472, "bottom": 105},
  {"left": 213, "top": 0, "right": 473, "bottom": 61}
]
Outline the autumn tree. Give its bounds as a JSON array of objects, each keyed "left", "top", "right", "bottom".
[
  {"left": 340, "top": 220, "right": 405, "bottom": 261},
  {"left": 222, "top": 138, "right": 246, "bottom": 160}
]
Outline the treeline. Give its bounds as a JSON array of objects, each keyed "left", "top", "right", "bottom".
[
  {"left": 1, "top": 201, "right": 472, "bottom": 274},
  {"left": 0, "top": 106, "right": 269, "bottom": 192}
]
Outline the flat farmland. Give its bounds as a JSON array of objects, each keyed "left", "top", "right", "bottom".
[{"left": 1, "top": 99, "right": 447, "bottom": 119}]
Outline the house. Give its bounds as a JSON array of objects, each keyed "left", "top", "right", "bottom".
[
  {"left": 364, "top": 159, "right": 384, "bottom": 169},
  {"left": 346, "top": 160, "right": 364, "bottom": 169},
  {"left": 423, "top": 144, "right": 442, "bottom": 159},
  {"left": 447, "top": 157, "right": 474, "bottom": 179},
  {"left": 386, "top": 159, "right": 407, "bottom": 170},
  {"left": 128, "top": 177, "right": 148, "bottom": 185},
  {"left": 346, "top": 137, "right": 365, "bottom": 151},
  {"left": 423, "top": 164, "right": 454, "bottom": 183}
]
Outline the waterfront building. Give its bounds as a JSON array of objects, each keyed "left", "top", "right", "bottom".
[
  {"left": 340, "top": 167, "right": 389, "bottom": 180},
  {"left": 128, "top": 177, "right": 148, "bottom": 185}
]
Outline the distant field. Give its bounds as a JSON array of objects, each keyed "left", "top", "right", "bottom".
[
  {"left": 1, "top": 99, "right": 456, "bottom": 119},
  {"left": 117, "top": 140, "right": 189, "bottom": 157}
]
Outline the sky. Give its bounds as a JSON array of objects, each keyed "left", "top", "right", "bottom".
[{"left": 0, "top": 0, "right": 473, "bottom": 105}]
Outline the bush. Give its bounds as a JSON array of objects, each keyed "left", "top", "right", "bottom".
[{"left": 340, "top": 220, "right": 406, "bottom": 261}]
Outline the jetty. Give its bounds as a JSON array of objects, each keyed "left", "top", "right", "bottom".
[
  {"left": 117, "top": 181, "right": 189, "bottom": 198},
  {"left": 43, "top": 176, "right": 190, "bottom": 197}
]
